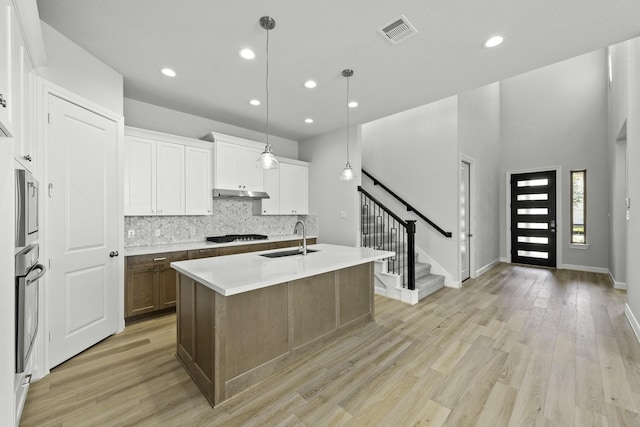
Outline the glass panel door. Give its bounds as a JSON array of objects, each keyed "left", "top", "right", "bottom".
[{"left": 510, "top": 170, "right": 557, "bottom": 267}]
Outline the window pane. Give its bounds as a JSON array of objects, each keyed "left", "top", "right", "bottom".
[
  {"left": 517, "top": 208, "right": 548, "bottom": 215},
  {"left": 571, "top": 170, "right": 586, "bottom": 243},
  {"left": 518, "top": 236, "right": 549, "bottom": 244},
  {"left": 517, "top": 193, "right": 548, "bottom": 201},
  {"left": 517, "top": 250, "right": 549, "bottom": 259},
  {"left": 517, "top": 179, "right": 548, "bottom": 187},
  {"left": 518, "top": 222, "right": 548, "bottom": 229}
]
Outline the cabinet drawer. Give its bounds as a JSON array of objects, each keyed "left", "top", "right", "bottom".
[
  {"left": 217, "top": 242, "right": 271, "bottom": 257},
  {"left": 126, "top": 251, "right": 188, "bottom": 268},
  {"left": 188, "top": 247, "right": 219, "bottom": 259}
]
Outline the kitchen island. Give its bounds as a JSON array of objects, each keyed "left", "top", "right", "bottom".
[{"left": 171, "top": 243, "right": 393, "bottom": 407}]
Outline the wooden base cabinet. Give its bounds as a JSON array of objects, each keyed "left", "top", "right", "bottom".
[
  {"left": 125, "top": 251, "right": 187, "bottom": 319},
  {"left": 176, "top": 262, "right": 374, "bottom": 407}
]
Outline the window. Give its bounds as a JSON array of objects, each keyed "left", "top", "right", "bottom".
[{"left": 571, "top": 170, "right": 586, "bottom": 243}]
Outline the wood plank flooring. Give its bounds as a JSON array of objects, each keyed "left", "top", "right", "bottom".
[{"left": 21, "top": 263, "right": 640, "bottom": 426}]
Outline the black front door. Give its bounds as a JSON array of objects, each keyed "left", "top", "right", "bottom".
[{"left": 510, "top": 170, "right": 557, "bottom": 267}]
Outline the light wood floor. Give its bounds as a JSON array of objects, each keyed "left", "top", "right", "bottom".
[{"left": 21, "top": 263, "right": 640, "bottom": 426}]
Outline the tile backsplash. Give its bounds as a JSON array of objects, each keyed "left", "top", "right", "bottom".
[{"left": 125, "top": 199, "right": 318, "bottom": 247}]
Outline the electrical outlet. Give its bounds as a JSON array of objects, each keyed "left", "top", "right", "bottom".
[
  {"left": 127, "top": 229, "right": 135, "bottom": 238},
  {"left": 340, "top": 211, "right": 347, "bottom": 219},
  {"left": 155, "top": 229, "right": 161, "bottom": 237}
]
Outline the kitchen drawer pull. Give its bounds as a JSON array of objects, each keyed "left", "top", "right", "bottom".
[
  {"left": 198, "top": 249, "right": 210, "bottom": 253},
  {"left": 153, "top": 257, "right": 167, "bottom": 261}
]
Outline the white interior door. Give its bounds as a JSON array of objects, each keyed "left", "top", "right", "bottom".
[
  {"left": 460, "top": 161, "right": 471, "bottom": 281},
  {"left": 47, "top": 94, "right": 119, "bottom": 368}
]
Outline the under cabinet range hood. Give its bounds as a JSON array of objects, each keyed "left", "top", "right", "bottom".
[{"left": 212, "top": 189, "right": 270, "bottom": 199}]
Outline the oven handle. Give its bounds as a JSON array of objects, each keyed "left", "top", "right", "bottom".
[{"left": 25, "top": 264, "right": 47, "bottom": 285}]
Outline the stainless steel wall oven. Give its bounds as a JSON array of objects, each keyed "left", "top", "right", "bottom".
[
  {"left": 15, "top": 169, "right": 39, "bottom": 249},
  {"left": 15, "top": 244, "right": 46, "bottom": 373}
]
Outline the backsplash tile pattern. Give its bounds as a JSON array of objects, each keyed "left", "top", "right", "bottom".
[{"left": 125, "top": 199, "right": 318, "bottom": 247}]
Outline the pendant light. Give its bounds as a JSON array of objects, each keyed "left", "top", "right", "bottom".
[
  {"left": 340, "top": 69, "right": 356, "bottom": 181},
  {"left": 256, "top": 16, "right": 280, "bottom": 169}
]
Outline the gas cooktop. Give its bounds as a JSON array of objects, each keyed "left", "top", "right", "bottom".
[{"left": 206, "top": 234, "right": 268, "bottom": 244}]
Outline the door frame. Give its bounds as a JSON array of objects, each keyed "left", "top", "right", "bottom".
[
  {"left": 34, "top": 78, "right": 125, "bottom": 380},
  {"left": 505, "top": 166, "right": 563, "bottom": 267},
  {"left": 459, "top": 154, "right": 476, "bottom": 281}
]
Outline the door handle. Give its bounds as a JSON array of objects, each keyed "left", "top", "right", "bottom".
[{"left": 109, "top": 251, "right": 119, "bottom": 257}]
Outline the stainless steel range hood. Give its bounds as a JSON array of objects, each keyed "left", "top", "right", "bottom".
[{"left": 212, "top": 189, "right": 270, "bottom": 199}]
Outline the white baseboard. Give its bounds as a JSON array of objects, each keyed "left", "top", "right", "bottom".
[
  {"left": 624, "top": 304, "right": 640, "bottom": 344},
  {"left": 608, "top": 270, "right": 627, "bottom": 290},
  {"left": 559, "top": 263, "right": 609, "bottom": 274},
  {"left": 476, "top": 259, "right": 500, "bottom": 277},
  {"left": 500, "top": 257, "right": 508, "bottom": 263},
  {"left": 445, "top": 280, "right": 461, "bottom": 289}
]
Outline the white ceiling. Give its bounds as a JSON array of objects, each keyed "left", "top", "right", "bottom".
[{"left": 36, "top": 0, "right": 640, "bottom": 142}]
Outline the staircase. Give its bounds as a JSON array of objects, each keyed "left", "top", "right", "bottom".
[{"left": 360, "top": 194, "right": 445, "bottom": 305}]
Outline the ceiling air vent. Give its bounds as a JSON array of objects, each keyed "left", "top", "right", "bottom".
[{"left": 378, "top": 15, "right": 418, "bottom": 45}]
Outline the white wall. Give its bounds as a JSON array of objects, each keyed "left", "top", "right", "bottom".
[
  {"left": 608, "top": 41, "right": 631, "bottom": 286},
  {"left": 299, "top": 126, "right": 361, "bottom": 246},
  {"left": 621, "top": 38, "right": 640, "bottom": 332},
  {"left": 458, "top": 83, "right": 502, "bottom": 274},
  {"left": 124, "top": 98, "right": 299, "bottom": 160},
  {"left": 500, "top": 50, "right": 610, "bottom": 270},
  {"left": 36, "top": 22, "right": 123, "bottom": 116},
  {"left": 361, "top": 96, "right": 460, "bottom": 280},
  {"left": 0, "top": 145, "right": 15, "bottom": 426}
]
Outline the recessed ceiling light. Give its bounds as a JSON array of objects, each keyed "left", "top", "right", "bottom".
[
  {"left": 483, "top": 35, "right": 504, "bottom": 48},
  {"left": 305, "top": 118, "right": 314, "bottom": 124},
  {"left": 161, "top": 68, "right": 176, "bottom": 77},
  {"left": 249, "top": 99, "right": 261, "bottom": 106},
  {"left": 240, "top": 48, "right": 255, "bottom": 60},
  {"left": 303, "top": 80, "right": 317, "bottom": 89},
  {"left": 348, "top": 101, "right": 358, "bottom": 108}
]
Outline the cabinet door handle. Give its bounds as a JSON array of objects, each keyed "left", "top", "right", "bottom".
[
  {"left": 24, "top": 155, "right": 32, "bottom": 162},
  {"left": 153, "top": 257, "right": 167, "bottom": 261},
  {"left": 109, "top": 251, "right": 119, "bottom": 257},
  {"left": 151, "top": 209, "right": 155, "bottom": 213}
]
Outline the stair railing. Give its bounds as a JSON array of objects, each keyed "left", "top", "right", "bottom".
[
  {"left": 358, "top": 186, "right": 417, "bottom": 290},
  {"left": 362, "top": 169, "right": 453, "bottom": 238}
]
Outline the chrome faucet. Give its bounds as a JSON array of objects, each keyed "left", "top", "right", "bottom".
[{"left": 293, "top": 220, "right": 307, "bottom": 255}]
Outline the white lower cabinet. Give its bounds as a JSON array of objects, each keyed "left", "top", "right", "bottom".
[
  {"left": 256, "top": 161, "right": 309, "bottom": 215},
  {"left": 125, "top": 128, "right": 213, "bottom": 216}
]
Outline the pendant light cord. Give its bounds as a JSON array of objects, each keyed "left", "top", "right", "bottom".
[
  {"left": 346, "top": 73, "right": 350, "bottom": 165},
  {"left": 265, "top": 28, "right": 270, "bottom": 148}
]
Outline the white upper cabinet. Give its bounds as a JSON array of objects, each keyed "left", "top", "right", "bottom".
[
  {"left": 125, "top": 135, "right": 157, "bottom": 215},
  {"left": 213, "top": 139, "right": 264, "bottom": 192},
  {"left": 124, "top": 128, "right": 213, "bottom": 216},
  {"left": 156, "top": 141, "right": 185, "bottom": 215},
  {"left": 280, "top": 163, "right": 309, "bottom": 215},
  {"left": 239, "top": 145, "right": 264, "bottom": 191},
  {"left": 255, "top": 160, "right": 309, "bottom": 216},
  {"left": 0, "top": 0, "right": 12, "bottom": 137},
  {"left": 260, "top": 168, "right": 280, "bottom": 215},
  {"left": 185, "top": 145, "right": 212, "bottom": 215},
  {"left": 12, "top": 12, "right": 35, "bottom": 172}
]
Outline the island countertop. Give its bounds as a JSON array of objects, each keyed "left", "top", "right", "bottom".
[{"left": 170, "top": 243, "right": 394, "bottom": 296}]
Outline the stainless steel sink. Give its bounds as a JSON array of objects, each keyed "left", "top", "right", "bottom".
[{"left": 260, "top": 249, "right": 319, "bottom": 258}]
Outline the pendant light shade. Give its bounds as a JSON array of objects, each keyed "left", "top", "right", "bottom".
[
  {"left": 339, "top": 69, "right": 356, "bottom": 181},
  {"left": 257, "top": 16, "right": 280, "bottom": 169}
]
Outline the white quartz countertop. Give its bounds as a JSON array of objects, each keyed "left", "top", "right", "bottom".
[
  {"left": 170, "top": 244, "right": 394, "bottom": 296},
  {"left": 124, "top": 234, "right": 317, "bottom": 257}
]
